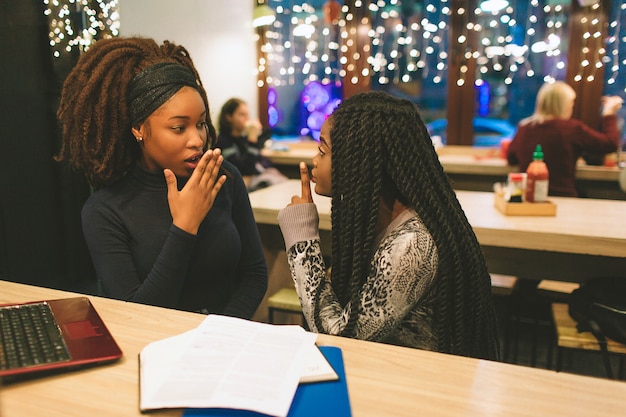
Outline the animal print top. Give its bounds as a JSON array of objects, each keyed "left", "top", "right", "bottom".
[{"left": 277, "top": 203, "right": 439, "bottom": 350}]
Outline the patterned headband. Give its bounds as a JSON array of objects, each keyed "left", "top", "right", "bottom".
[{"left": 127, "top": 62, "right": 200, "bottom": 127}]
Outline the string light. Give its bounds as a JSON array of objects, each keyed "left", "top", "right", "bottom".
[
  {"left": 44, "top": 0, "right": 119, "bottom": 58},
  {"left": 575, "top": 1, "right": 605, "bottom": 84},
  {"left": 605, "top": 2, "right": 624, "bottom": 92},
  {"left": 258, "top": 0, "right": 622, "bottom": 92},
  {"left": 47, "top": 0, "right": 623, "bottom": 95},
  {"left": 452, "top": 1, "right": 471, "bottom": 88}
]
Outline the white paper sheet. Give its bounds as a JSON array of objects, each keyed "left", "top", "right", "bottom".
[
  {"left": 139, "top": 315, "right": 318, "bottom": 417},
  {"left": 300, "top": 344, "right": 338, "bottom": 383}
]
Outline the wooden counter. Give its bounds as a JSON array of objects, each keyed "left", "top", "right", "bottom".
[
  {"left": 262, "top": 142, "right": 625, "bottom": 199},
  {"left": 3, "top": 280, "right": 626, "bottom": 417},
  {"left": 249, "top": 180, "right": 626, "bottom": 283},
  {"left": 249, "top": 180, "right": 626, "bottom": 257}
]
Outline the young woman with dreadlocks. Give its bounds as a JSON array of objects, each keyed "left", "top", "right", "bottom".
[
  {"left": 278, "top": 91, "right": 499, "bottom": 360},
  {"left": 56, "top": 37, "right": 267, "bottom": 318}
]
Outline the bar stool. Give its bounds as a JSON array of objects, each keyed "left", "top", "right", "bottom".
[
  {"left": 267, "top": 287, "right": 306, "bottom": 328},
  {"left": 537, "top": 280, "right": 579, "bottom": 302},
  {"left": 268, "top": 262, "right": 331, "bottom": 329},
  {"left": 537, "top": 280, "right": 579, "bottom": 368},
  {"left": 491, "top": 274, "right": 519, "bottom": 297},
  {"left": 490, "top": 274, "right": 519, "bottom": 362},
  {"left": 509, "top": 279, "right": 580, "bottom": 368},
  {"left": 552, "top": 303, "right": 626, "bottom": 380}
]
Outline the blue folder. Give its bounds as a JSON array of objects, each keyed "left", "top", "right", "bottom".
[{"left": 183, "top": 346, "right": 352, "bottom": 417}]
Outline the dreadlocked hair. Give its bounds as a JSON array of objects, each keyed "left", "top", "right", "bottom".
[
  {"left": 55, "top": 37, "right": 216, "bottom": 188},
  {"left": 326, "top": 91, "right": 499, "bottom": 360}
]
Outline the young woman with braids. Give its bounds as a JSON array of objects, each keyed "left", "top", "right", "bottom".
[
  {"left": 55, "top": 37, "right": 267, "bottom": 318},
  {"left": 277, "top": 92, "right": 499, "bottom": 360}
]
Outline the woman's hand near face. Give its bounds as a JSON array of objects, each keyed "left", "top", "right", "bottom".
[
  {"left": 245, "top": 119, "right": 263, "bottom": 143},
  {"left": 164, "top": 149, "right": 227, "bottom": 235},
  {"left": 602, "top": 96, "right": 624, "bottom": 116},
  {"left": 288, "top": 162, "right": 314, "bottom": 206}
]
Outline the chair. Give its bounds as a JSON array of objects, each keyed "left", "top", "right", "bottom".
[
  {"left": 490, "top": 274, "right": 519, "bottom": 362},
  {"left": 551, "top": 303, "right": 626, "bottom": 380},
  {"left": 508, "top": 279, "right": 580, "bottom": 368},
  {"left": 537, "top": 280, "right": 579, "bottom": 302},
  {"left": 267, "top": 287, "right": 306, "bottom": 328},
  {"left": 490, "top": 274, "right": 518, "bottom": 297},
  {"left": 268, "top": 262, "right": 332, "bottom": 329},
  {"left": 536, "top": 280, "right": 579, "bottom": 368}
]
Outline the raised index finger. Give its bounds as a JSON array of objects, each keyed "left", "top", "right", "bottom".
[{"left": 299, "top": 161, "right": 313, "bottom": 203}]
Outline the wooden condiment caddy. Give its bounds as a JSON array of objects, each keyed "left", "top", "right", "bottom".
[{"left": 494, "top": 191, "right": 557, "bottom": 216}]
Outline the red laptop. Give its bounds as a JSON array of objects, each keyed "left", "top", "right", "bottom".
[{"left": 0, "top": 297, "right": 123, "bottom": 380}]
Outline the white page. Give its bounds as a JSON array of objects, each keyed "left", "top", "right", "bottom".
[
  {"left": 139, "top": 329, "right": 197, "bottom": 407},
  {"left": 139, "top": 315, "right": 317, "bottom": 417},
  {"left": 300, "top": 344, "right": 338, "bottom": 383}
]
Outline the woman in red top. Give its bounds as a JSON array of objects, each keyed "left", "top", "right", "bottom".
[{"left": 507, "top": 81, "right": 622, "bottom": 197}]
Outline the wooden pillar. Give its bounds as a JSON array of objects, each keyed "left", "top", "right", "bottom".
[
  {"left": 565, "top": 0, "right": 610, "bottom": 129},
  {"left": 446, "top": 0, "right": 477, "bottom": 146},
  {"left": 342, "top": 0, "right": 372, "bottom": 99}
]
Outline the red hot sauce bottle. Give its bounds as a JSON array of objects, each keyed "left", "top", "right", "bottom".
[{"left": 525, "top": 144, "right": 549, "bottom": 203}]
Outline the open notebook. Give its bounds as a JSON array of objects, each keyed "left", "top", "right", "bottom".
[{"left": 0, "top": 297, "right": 123, "bottom": 380}]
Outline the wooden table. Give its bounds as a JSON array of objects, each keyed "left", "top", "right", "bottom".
[
  {"left": 437, "top": 145, "right": 623, "bottom": 182},
  {"left": 262, "top": 142, "right": 625, "bottom": 199},
  {"left": 263, "top": 142, "right": 622, "bottom": 181},
  {"left": 2, "top": 280, "right": 626, "bottom": 417},
  {"left": 248, "top": 180, "right": 626, "bottom": 283}
]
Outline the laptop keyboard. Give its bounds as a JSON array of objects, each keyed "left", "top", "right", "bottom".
[{"left": 0, "top": 302, "right": 71, "bottom": 371}]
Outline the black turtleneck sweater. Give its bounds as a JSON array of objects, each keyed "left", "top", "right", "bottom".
[{"left": 81, "top": 160, "right": 267, "bottom": 318}]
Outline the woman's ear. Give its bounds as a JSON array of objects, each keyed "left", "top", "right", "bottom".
[{"left": 131, "top": 125, "right": 144, "bottom": 142}]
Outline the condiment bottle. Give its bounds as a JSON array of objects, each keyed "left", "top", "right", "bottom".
[
  {"left": 525, "top": 144, "right": 549, "bottom": 203},
  {"left": 507, "top": 172, "right": 526, "bottom": 203}
]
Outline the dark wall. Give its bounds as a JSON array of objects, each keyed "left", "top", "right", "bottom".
[{"left": 0, "top": 0, "right": 96, "bottom": 292}]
